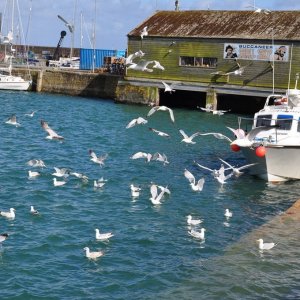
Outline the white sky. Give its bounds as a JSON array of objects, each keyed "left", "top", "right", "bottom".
[{"left": 0, "top": 0, "right": 299, "bottom": 51}]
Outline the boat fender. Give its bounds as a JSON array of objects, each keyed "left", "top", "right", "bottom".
[{"left": 255, "top": 146, "right": 266, "bottom": 157}]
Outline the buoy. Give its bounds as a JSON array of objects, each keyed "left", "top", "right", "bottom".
[
  {"left": 231, "top": 144, "right": 240, "bottom": 152},
  {"left": 255, "top": 146, "right": 266, "bottom": 157}
]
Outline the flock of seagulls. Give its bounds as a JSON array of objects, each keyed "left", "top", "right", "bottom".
[{"left": 1, "top": 91, "right": 277, "bottom": 260}]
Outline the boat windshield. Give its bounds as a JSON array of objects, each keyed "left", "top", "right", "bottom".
[
  {"left": 256, "top": 114, "right": 272, "bottom": 127},
  {"left": 275, "top": 114, "right": 293, "bottom": 130}
]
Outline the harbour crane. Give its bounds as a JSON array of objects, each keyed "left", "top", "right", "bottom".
[{"left": 57, "top": 15, "right": 74, "bottom": 58}]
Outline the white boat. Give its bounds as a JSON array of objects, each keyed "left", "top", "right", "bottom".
[
  {"left": 231, "top": 76, "right": 300, "bottom": 182},
  {"left": 0, "top": 0, "right": 32, "bottom": 91}
]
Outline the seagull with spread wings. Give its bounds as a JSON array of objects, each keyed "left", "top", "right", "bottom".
[
  {"left": 147, "top": 105, "right": 175, "bottom": 123},
  {"left": 149, "top": 128, "right": 170, "bottom": 138},
  {"left": 184, "top": 169, "right": 205, "bottom": 192},
  {"left": 179, "top": 129, "right": 201, "bottom": 144},
  {"left": 162, "top": 81, "right": 175, "bottom": 93},
  {"left": 126, "top": 117, "right": 148, "bottom": 129},
  {"left": 5, "top": 114, "right": 20, "bottom": 127},
  {"left": 127, "top": 60, "right": 153, "bottom": 72},
  {"left": 41, "top": 120, "right": 64, "bottom": 140},
  {"left": 89, "top": 150, "right": 108, "bottom": 167}
]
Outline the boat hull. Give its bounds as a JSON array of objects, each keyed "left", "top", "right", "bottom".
[
  {"left": 241, "top": 146, "right": 300, "bottom": 182},
  {"left": 0, "top": 81, "right": 31, "bottom": 91}
]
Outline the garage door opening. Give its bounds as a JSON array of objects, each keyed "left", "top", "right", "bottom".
[
  {"left": 159, "top": 89, "right": 206, "bottom": 109},
  {"left": 217, "top": 94, "right": 266, "bottom": 114}
]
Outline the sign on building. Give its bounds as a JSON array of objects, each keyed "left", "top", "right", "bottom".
[{"left": 224, "top": 43, "right": 289, "bottom": 62}]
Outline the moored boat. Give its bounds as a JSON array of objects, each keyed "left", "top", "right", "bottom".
[{"left": 230, "top": 77, "right": 300, "bottom": 182}]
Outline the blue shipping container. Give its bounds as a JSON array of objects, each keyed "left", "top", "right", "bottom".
[{"left": 80, "top": 49, "right": 126, "bottom": 70}]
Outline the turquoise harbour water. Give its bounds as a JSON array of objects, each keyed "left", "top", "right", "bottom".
[{"left": 0, "top": 91, "right": 299, "bottom": 299}]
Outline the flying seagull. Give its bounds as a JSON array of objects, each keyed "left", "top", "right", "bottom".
[
  {"left": 27, "top": 159, "right": 46, "bottom": 168},
  {"left": 126, "top": 117, "right": 148, "bottom": 129},
  {"left": 179, "top": 129, "right": 201, "bottom": 144},
  {"left": 199, "top": 132, "right": 233, "bottom": 143},
  {"left": 162, "top": 81, "right": 175, "bottom": 93},
  {"left": 140, "top": 26, "right": 148, "bottom": 39},
  {"left": 89, "top": 150, "right": 108, "bottom": 167},
  {"left": 149, "top": 183, "right": 166, "bottom": 205},
  {"left": 219, "top": 158, "right": 257, "bottom": 177},
  {"left": 147, "top": 105, "right": 175, "bottom": 123},
  {"left": 184, "top": 169, "right": 205, "bottom": 191},
  {"left": 25, "top": 110, "right": 37, "bottom": 117},
  {"left": 149, "top": 127, "right": 170, "bottom": 138},
  {"left": 127, "top": 60, "right": 153, "bottom": 72},
  {"left": 152, "top": 60, "right": 165, "bottom": 70},
  {"left": 41, "top": 120, "right": 64, "bottom": 140}
]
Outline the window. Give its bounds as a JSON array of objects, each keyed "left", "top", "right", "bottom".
[
  {"left": 256, "top": 115, "right": 272, "bottom": 127},
  {"left": 276, "top": 115, "right": 293, "bottom": 130},
  {"left": 179, "top": 56, "right": 217, "bottom": 68}
]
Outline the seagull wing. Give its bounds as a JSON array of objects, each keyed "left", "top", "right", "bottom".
[
  {"left": 147, "top": 106, "right": 158, "bottom": 117},
  {"left": 150, "top": 184, "right": 158, "bottom": 199},
  {"left": 166, "top": 107, "right": 175, "bottom": 122},
  {"left": 41, "top": 120, "right": 59, "bottom": 137},
  {"left": 184, "top": 169, "right": 195, "bottom": 184},
  {"left": 194, "top": 162, "right": 214, "bottom": 172},
  {"left": 89, "top": 150, "right": 98, "bottom": 160},
  {"left": 131, "top": 152, "right": 147, "bottom": 159},
  {"left": 179, "top": 129, "right": 189, "bottom": 139},
  {"left": 126, "top": 118, "right": 138, "bottom": 129},
  {"left": 218, "top": 158, "right": 234, "bottom": 170},
  {"left": 226, "top": 127, "right": 246, "bottom": 139},
  {"left": 189, "top": 132, "right": 201, "bottom": 140},
  {"left": 236, "top": 162, "right": 257, "bottom": 171}
]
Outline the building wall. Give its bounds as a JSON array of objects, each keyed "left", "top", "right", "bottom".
[{"left": 126, "top": 37, "right": 300, "bottom": 90}]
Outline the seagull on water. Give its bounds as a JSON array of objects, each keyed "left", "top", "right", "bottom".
[
  {"left": 27, "top": 159, "right": 46, "bottom": 168},
  {"left": 41, "top": 120, "right": 64, "bottom": 140},
  {"left": 184, "top": 169, "right": 205, "bottom": 191},
  {"left": 179, "top": 129, "right": 201, "bottom": 144},
  {"left": 0, "top": 233, "right": 9, "bottom": 243},
  {"left": 30, "top": 205, "right": 39, "bottom": 215},
  {"left": 25, "top": 110, "right": 37, "bottom": 117},
  {"left": 147, "top": 105, "right": 175, "bottom": 123},
  {"left": 53, "top": 177, "right": 66, "bottom": 187},
  {"left": 83, "top": 247, "right": 104, "bottom": 259},
  {"left": 149, "top": 127, "right": 170, "bottom": 138},
  {"left": 257, "top": 238, "right": 276, "bottom": 250},
  {"left": 162, "top": 81, "right": 175, "bottom": 93},
  {"left": 126, "top": 117, "right": 148, "bottom": 129},
  {"left": 0, "top": 208, "right": 15, "bottom": 219},
  {"left": 95, "top": 228, "right": 114, "bottom": 241},
  {"left": 89, "top": 150, "right": 108, "bottom": 167},
  {"left": 5, "top": 114, "right": 20, "bottom": 126},
  {"left": 224, "top": 209, "right": 233, "bottom": 218},
  {"left": 94, "top": 179, "right": 106, "bottom": 188},
  {"left": 219, "top": 158, "right": 257, "bottom": 177},
  {"left": 70, "top": 172, "right": 89, "bottom": 182},
  {"left": 130, "top": 184, "right": 141, "bottom": 197},
  {"left": 188, "top": 228, "right": 205, "bottom": 240},
  {"left": 149, "top": 183, "right": 166, "bottom": 205},
  {"left": 28, "top": 170, "right": 41, "bottom": 178},
  {"left": 187, "top": 215, "right": 202, "bottom": 226}
]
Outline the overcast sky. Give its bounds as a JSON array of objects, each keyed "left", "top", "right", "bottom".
[{"left": 0, "top": 0, "right": 299, "bottom": 51}]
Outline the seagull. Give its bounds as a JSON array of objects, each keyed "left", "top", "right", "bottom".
[
  {"left": 152, "top": 60, "right": 165, "bottom": 70},
  {"left": 126, "top": 117, "right": 148, "bottom": 129},
  {"left": 131, "top": 151, "right": 152, "bottom": 162},
  {"left": 130, "top": 184, "right": 141, "bottom": 197},
  {"left": 95, "top": 228, "right": 114, "bottom": 241},
  {"left": 257, "top": 238, "right": 276, "bottom": 250},
  {"left": 230, "top": 125, "right": 277, "bottom": 147},
  {"left": 89, "top": 150, "right": 108, "bottom": 167},
  {"left": 198, "top": 106, "right": 213, "bottom": 112},
  {"left": 52, "top": 167, "right": 70, "bottom": 178},
  {"left": 179, "top": 129, "right": 201, "bottom": 144},
  {"left": 194, "top": 161, "right": 225, "bottom": 178},
  {"left": 149, "top": 128, "right": 170, "bottom": 138},
  {"left": 41, "top": 120, "right": 64, "bottom": 140},
  {"left": 152, "top": 152, "right": 169, "bottom": 165},
  {"left": 25, "top": 110, "right": 37, "bottom": 117},
  {"left": 28, "top": 170, "right": 41, "bottom": 178},
  {"left": 53, "top": 177, "right": 66, "bottom": 187},
  {"left": 27, "top": 159, "right": 46, "bottom": 168},
  {"left": 219, "top": 158, "right": 257, "bottom": 177},
  {"left": 149, "top": 183, "right": 166, "bottom": 205},
  {"left": 0, "top": 208, "right": 15, "bottom": 219},
  {"left": 0, "top": 233, "right": 9, "bottom": 243},
  {"left": 247, "top": 5, "right": 271, "bottom": 14},
  {"left": 226, "top": 127, "right": 246, "bottom": 139},
  {"left": 125, "top": 50, "right": 145, "bottom": 65},
  {"left": 162, "top": 81, "right": 175, "bottom": 93},
  {"left": 184, "top": 169, "right": 205, "bottom": 191},
  {"left": 147, "top": 105, "right": 175, "bottom": 123},
  {"left": 94, "top": 180, "right": 106, "bottom": 188},
  {"left": 83, "top": 247, "right": 104, "bottom": 259},
  {"left": 214, "top": 165, "right": 233, "bottom": 185},
  {"left": 188, "top": 228, "right": 205, "bottom": 240},
  {"left": 212, "top": 109, "right": 230, "bottom": 116},
  {"left": 30, "top": 205, "right": 39, "bottom": 215},
  {"left": 199, "top": 132, "right": 233, "bottom": 143},
  {"left": 187, "top": 215, "right": 202, "bottom": 226},
  {"left": 5, "top": 114, "right": 20, "bottom": 126},
  {"left": 224, "top": 209, "right": 233, "bottom": 218},
  {"left": 127, "top": 60, "right": 153, "bottom": 72},
  {"left": 140, "top": 26, "right": 148, "bottom": 39},
  {"left": 157, "top": 185, "right": 171, "bottom": 195},
  {"left": 70, "top": 172, "right": 89, "bottom": 182}
]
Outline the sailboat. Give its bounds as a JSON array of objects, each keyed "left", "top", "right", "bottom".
[{"left": 0, "top": 0, "right": 32, "bottom": 91}]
